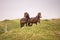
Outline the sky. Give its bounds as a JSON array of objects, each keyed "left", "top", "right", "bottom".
[{"left": 0, "top": 0, "right": 60, "bottom": 20}]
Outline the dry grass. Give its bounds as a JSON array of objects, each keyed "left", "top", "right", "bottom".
[{"left": 0, "top": 19, "right": 60, "bottom": 40}]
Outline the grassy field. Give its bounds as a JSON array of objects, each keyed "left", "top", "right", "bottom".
[{"left": 0, "top": 19, "right": 60, "bottom": 40}]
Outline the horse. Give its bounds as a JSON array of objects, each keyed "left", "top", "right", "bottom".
[
  {"left": 20, "top": 12, "right": 30, "bottom": 28},
  {"left": 28, "top": 12, "right": 42, "bottom": 26}
]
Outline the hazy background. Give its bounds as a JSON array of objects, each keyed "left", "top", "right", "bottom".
[{"left": 0, "top": 0, "right": 60, "bottom": 20}]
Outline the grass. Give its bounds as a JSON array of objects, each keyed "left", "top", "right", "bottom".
[{"left": 0, "top": 19, "right": 60, "bottom": 40}]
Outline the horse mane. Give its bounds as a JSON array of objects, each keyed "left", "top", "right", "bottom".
[{"left": 24, "top": 12, "right": 30, "bottom": 19}]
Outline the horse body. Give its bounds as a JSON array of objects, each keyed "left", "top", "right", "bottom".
[
  {"left": 28, "top": 16, "right": 39, "bottom": 26},
  {"left": 28, "top": 12, "right": 41, "bottom": 26},
  {"left": 20, "top": 18, "right": 28, "bottom": 27},
  {"left": 20, "top": 12, "right": 42, "bottom": 27},
  {"left": 20, "top": 12, "right": 30, "bottom": 27}
]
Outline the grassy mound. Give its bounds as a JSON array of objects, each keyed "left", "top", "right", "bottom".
[
  {"left": 0, "top": 19, "right": 20, "bottom": 34},
  {"left": 0, "top": 19, "right": 60, "bottom": 40}
]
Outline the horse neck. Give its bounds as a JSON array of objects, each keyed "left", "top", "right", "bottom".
[
  {"left": 28, "top": 16, "right": 30, "bottom": 19},
  {"left": 26, "top": 16, "right": 30, "bottom": 20},
  {"left": 36, "top": 16, "right": 40, "bottom": 19}
]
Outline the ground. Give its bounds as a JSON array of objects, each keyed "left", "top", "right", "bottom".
[{"left": 0, "top": 19, "right": 60, "bottom": 40}]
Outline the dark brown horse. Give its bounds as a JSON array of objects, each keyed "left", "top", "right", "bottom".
[
  {"left": 20, "top": 12, "right": 30, "bottom": 27},
  {"left": 28, "top": 12, "right": 42, "bottom": 26}
]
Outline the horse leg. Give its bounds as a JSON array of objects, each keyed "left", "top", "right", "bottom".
[
  {"left": 20, "top": 24, "right": 22, "bottom": 28},
  {"left": 28, "top": 22, "right": 30, "bottom": 26},
  {"left": 20, "top": 23, "right": 24, "bottom": 28},
  {"left": 26, "top": 22, "right": 27, "bottom": 26},
  {"left": 30, "top": 23, "right": 33, "bottom": 26},
  {"left": 38, "top": 19, "right": 40, "bottom": 23},
  {"left": 39, "top": 20, "right": 40, "bottom": 23},
  {"left": 35, "top": 22, "right": 37, "bottom": 25}
]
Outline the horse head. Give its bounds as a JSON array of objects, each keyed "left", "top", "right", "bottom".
[
  {"left": 37, "top": 12, "right": 42, "bottom": 18},
  {"left": 24, "top": 12, "right": 30, "bottom": 19}
]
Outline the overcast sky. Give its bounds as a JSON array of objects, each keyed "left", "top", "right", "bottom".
[{"left": 0, "top": 0, "right": 60, "bottom": 20}]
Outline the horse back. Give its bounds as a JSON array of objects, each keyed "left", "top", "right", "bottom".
[
  {"left": 28, "top": 17, "right": 38, "bottom": 23},
  {"left": 20, "top": 18, "right": 27, "bottom": 23}
]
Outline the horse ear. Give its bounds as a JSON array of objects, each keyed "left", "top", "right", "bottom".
[
  {"left": 24, "top": 12, "right": 28, "bottom": 17},
  {"left": 37, "top": 12, "right": 42, "bottom": 18},
  {"left": 39, "top": 12, "right": 42, "bottom": 18},
  {"left": 39, "top": 12, "right": 41, "bottom": 14}
]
